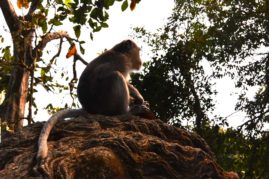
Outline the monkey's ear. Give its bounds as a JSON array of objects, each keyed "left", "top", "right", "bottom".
[
  {"left": 124, "top": 40, "right": 133, "bottom": 50},
  {"left": 114, "top": 40, "right": 134, "bottom": 53}
]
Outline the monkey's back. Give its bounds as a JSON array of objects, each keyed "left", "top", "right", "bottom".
[{"left": 77, "top": 50, "right": 130, "bottom": 115}]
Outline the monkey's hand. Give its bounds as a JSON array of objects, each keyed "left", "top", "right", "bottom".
[
  {"left": 130, "top": 95, "right": 144, "bottom": 105},
  {"left": 129, "top": 100, "right": 155, "bottom": 119},
  {"left": 128, "top": 83, "right": 144, "bottom": 105}
]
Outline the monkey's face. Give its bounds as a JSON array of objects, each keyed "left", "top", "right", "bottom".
[
  {"left": 113, "top": 40, "right": 143, "bottom": 70},
  {"left": 130, "top": 45, "right": 142, "bottom": 70}
]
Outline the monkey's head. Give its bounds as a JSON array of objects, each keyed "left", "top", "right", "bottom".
[{"left": 113, "top": 40, "right": 142, "bottom": 70}]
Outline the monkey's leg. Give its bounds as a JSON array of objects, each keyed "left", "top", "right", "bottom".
[
  {"left": 128, "top": 83, "right": 144, "bottom": 105},
  {"left": 127, "top": 85, "right": 155, "bottom": 119},
  {"left": 94, "top": 71, "right": 129, "bottom": 115}
]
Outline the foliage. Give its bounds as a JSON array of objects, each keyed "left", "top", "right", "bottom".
[
  {"left": 202, "top": 126, "right": 269, "bottom": 178},
  {"left": 131, "top": 0, "right": 269, "bottom": 177},
  {"left": 132, "top": 37, "right": 215, "bottom": 127},
  {"left": 0, "top": 0, "right": 140, "bottom": 129}
]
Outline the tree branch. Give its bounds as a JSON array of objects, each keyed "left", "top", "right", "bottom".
[
  {"left": 34, "top": 31, "right": 88, "bottom": 65},
  {"left": 25, "top": 0, "right": 41, "bottom": 20},
  {"left": 74, "top": 54, "right": 88, "bottom": 65},
  {"left": 0, "top": 60, "right": 31, "bottom": 70},
  {"left": 48, "top": 37, "right": 64, "bottom": 68},
  {"left": 34, "top": 31, "right": 70, "bottom": 52},
  {"left": 0, "top": 0, "right": 20, "bottom": 31}
]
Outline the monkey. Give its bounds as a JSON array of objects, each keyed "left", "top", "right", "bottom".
[
  {"left": 77, "top": 39, "right": 144, "bottom": 115},
  {"left": 36, "top": 40, "right": 151, "bottom": 166}
]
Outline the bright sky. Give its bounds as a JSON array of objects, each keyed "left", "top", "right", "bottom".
[
  {"left": 0, "top": 0, "right": 255, "bottom": 128},
  {"left": 0, "top": 0, "right": 175, "bottom": 122}
]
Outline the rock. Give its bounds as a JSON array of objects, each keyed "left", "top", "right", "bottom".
[{"left": 0, "top": 114, "right": 238, "bottom": 178}]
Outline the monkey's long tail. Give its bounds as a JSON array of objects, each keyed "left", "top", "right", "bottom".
[{"left": 36, "top": 108, "right": 86, "bottom": 161}]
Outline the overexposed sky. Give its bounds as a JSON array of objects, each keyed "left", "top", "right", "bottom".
[
  {"left": 0, "top": 1, "right": 254, "bottom": 128},
  {"left": 0, "top": 0, "right": 175, "bottom": 122}
]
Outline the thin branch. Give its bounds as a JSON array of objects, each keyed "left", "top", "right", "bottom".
[
  {"left": 27, "top": 68, "right": 35, "bottom": 125},
  {"left": 69, "top": 57, "right": 78, "bottom": 103},
  {"left": 25, "top": 0, "right": 41, "bottom": 20},
  {"left": 237, "top": 118, "right": 255, "bottom": 132},
  {"left": 0, "top": 60, "right": 31, "bottom": 70},
  {"left": 224, "top": 110, "right": 241, "bottom": 119},
  {"left": 74, "top": 53, "right": 88, "bottom": 65},
  {"left": 34, "top": 31, "right": 71, "bottom": 52},
  {"left": 47, "top": 37, "right": 64, "bottom": 68},
  {"left": 34, "top": 30, "right": 88, "bottom": 65},
  {"left": 237, "top": 108, "right": 269, "bottom": 131},
  {"left": 255, "top": 52, "right": 269, "bottom": 56},
  {"left": 0, "top": 0, "right": 20, "bottom": 31}
]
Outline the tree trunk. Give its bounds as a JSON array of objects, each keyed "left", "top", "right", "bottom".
[
  {"left": 181, "top": 67, "right": 205, "bottom": 132},
  {"left": 0, "top": 0, "right": 40, "bottom": 131},
  {"left": 4, "top": 31, "right": 34, "bottom": 131}
]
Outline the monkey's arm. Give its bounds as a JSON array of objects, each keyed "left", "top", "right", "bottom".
[
  {"left": 128, "top": 83, "right": 144, "bottom": 105},
  {"left": 36, "top": 109, "right": 86, "bottom": 162}
]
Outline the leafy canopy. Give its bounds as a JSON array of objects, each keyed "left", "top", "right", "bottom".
[{"left": 132, "top": 0, "right": 269, "bottom": 177}]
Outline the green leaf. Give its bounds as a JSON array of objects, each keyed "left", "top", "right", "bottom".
[
  {"left": 73, "top": 25, "right": 81, "bottom": 39},
  {"left": 121, "top": 0, "right": 128, "bottom": 11},
  {"left": 41, "top": 68, "right": 46, "bottom": 78},
  {"left": 64, "top": 0, "right": 73, "bottom": 8},
  {"left": 2, "top": 46, "right": 12, "bottom": 61},
  {"left": 38, "top": 19, "right": 48, "bottom": 33},
  {"left": 90, "top": 32, "right": 93, "bottom": 40},
  {"left": 0, "top": 35, "right": 3, "bottom": 43},
  {"left": 41, "top": 23, "right": 48, "bottom": 33},
  {"left": 90, "top": 8, "right": 98, "bottom": 20},
  {"left": 104, "top": 0, "right": 115, "bottom": 7},
  {"left": 79, "top": 44, "right": 85, "bottom": 54},
  {"left": 88, "top": 19, "right": 97, "bottom": 29},
  {"left": 93, "top": 26, "right": 102, "bottom": 32},
  {"left": 54, "top": 21, "right": 63, "bottom": 26},
  {"left": 56, "top": 0, "right": 63, "bottom": 4},
  {"left": 101, "top": 22, "right": 109, "bottom": 28},
  {"left": 49, "top": 18, "right": 63, "bottom": 26}
]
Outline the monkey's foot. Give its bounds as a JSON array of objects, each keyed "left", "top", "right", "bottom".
[{"left": 129, "top": 103, "right": 155, "bottom": 119}]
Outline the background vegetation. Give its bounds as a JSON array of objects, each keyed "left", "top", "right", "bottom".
[
  {"left": 132, "top": 0, "right": 269, "bottom": 178},
  {"left": 1, "top": 0, "right": 268, "bottom": 178}
]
